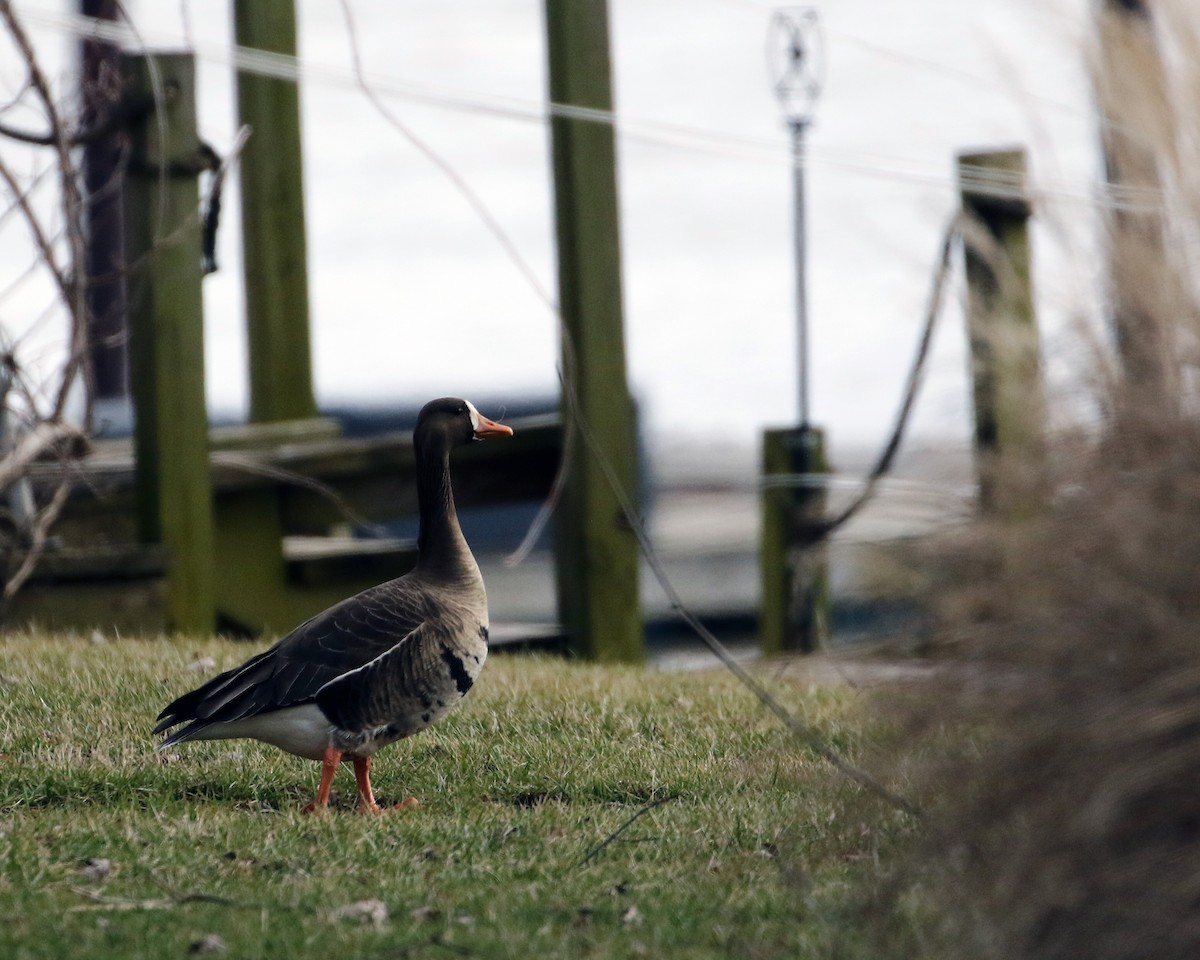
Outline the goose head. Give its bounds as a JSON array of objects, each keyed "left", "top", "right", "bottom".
[{"left": 415, "top": 397, "right": 514, "bottom": 454}]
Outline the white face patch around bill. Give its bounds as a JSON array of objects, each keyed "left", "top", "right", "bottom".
[{"left": 465, "top": 400, "right": 482, "bottom": 434}]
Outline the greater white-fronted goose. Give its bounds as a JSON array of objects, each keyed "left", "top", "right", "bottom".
[{"left": 154, "top": 398, "right": 513, "bottom": 813}]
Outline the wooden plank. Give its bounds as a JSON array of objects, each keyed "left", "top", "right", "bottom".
[
  {"left": 488, "top": 622, "right": 565, "bottom": 653},
  {"left": 25, "top": 416, "right": 559, "bottom": 635},
  {"left": 545, "top": 0, "right": 644, "bottom": 663},
  {"left": 277, "top": 422, "right": 561, "bottom": 534},
  {"left": 208, "top": 490, "right": 404, "bottom": 637},
  {"left": 283, "top": 535, "right": 417, "bottom": 588},
  {"left": 13, "top": 543, "right": 166, "bottom": 582},
  {"left": 232, "top": 0, "right": 318, "bottom": 423},
  {"left": 32, "top": 414, "right": 558, "bottom": 506},
  {"left": 209, "top": 418, "right": 341, "bottom": 450},
  {"left": 122, "top": 53, "right": 216, "bottom": 634}
]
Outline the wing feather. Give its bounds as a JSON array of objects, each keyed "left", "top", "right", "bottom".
[
  {"left": 314, "top": 620, "right": 445, "bottom": 732},
  {"left": 154, "top": 576, "right": 433, "bottom": 740}
]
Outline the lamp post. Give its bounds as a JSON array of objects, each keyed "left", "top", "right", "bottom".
[
  {"left": 760, "top": 8, "right": 829, "bottom": 654},
  {"left": 768, "top": 8, "right": 822, "bottom": 425}
]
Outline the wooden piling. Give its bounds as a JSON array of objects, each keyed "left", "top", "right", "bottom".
[
  {"left": 1095, "top": 0, "right": 1174, "bottom": 410},
  {"left": 545, "top": 0, "right": 644, "bottom": 663},
  {"left": 957, "top": 148, "right": 1045, "bottom": 516},
  {"left": 80, "top": 0, "right": 129, "bottom": 412},
  {"left": 122, "top": 53, "right": 216, "bottom": 633},
  {"left": 760, "top": 425, "right": 830, "bottom": 654},
  {"left": 233, "top": 0, "right": 318, "bottom": 423}
]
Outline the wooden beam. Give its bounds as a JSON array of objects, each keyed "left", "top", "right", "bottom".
[
  {"left": 34, "top": 415, "right": 561, "bottom": 542},
  {"left": 545, "top": 0, "right": 644, "bottom": 663},
  {"left": 232, "top": 0, "right": 318, "bottom": 423},
  {"left": 121, "top": 53, "right": 216, "bottom": 633}
]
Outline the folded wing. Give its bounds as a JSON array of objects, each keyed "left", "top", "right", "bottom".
[{"left": 154, "top": 579, "right": 430, "bottom": 744}]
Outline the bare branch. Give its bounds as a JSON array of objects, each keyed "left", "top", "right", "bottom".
[
  {"left": 0, "top": 420, "right": 84, "bottom": 491},
  {"left": 2, "top": 475, "right": 70, "bottom": 600},
  {"left": 0, "top": 0, "right": 93, "bottom": 421},
  {"left": 0, "top": 153, "right": 71, "bottom": 302},
  {"left": 0, "top": 93, "right": 150, "bottom": 147}
]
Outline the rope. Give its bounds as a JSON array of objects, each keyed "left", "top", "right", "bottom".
[{"left": 807, "top": 214, "right": 963, "bottom": 538}]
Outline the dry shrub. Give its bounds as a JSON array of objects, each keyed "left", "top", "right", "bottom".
[
  {"left": 878, "top": 423, "right": 1200, "bottom": 960},
  {"left": 866, "top": 4, "right": 1200, "bottom": 956}
]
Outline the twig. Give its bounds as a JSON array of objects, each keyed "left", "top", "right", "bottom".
[
  {"left": 2, "top": 475, "right": 70, "bottom": 601},
  {"left": 0, "top": 154, "right": 72, "bottom": 304},
  {"left": 68, "top": 886, "right": 258, "bottom": 912},
  {"left": 209, "top": 451, "right": 388, "bottom": 536},
  {"left": 580, "top": 795, "right": 679, "bottom": 866},
  {"left": 0, "top": 420, "right": 82, "bottom": 490},
  {"left": 0, "top": 159, "right": 54, "bottom": 233},
  {"left": 0, "top": 93, "right": 151, "bottom": 146},
  {"left": 428, "top": 935, "right": 480, "bottom": 957},
  {"left": 384, "top": 934, "right": 487, "bottom": 959},
  {"left": 335, "top": 0, "right": 556, "bottom": 312}
]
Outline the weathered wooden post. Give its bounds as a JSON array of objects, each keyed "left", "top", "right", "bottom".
[
  {"left": 1095, "top": 0, "right": 1173, "bottom": 410},
  {"left": 232, "top": 0, "right": 318, "bottom": 423},
  {"left": 80, "top": 0, "right": 129, "bottom": 428},
  {"left": 760, "top": 425, "right": 829, "bottom": 654},
  {"left": 544, "top": 0, "right": 644, "bottom": 662},
  {"left": 122, "top": 52, "right": 216, "bottom": 634},
  {"left": 957, "top": 148, "right": 1045, "bottom": 516}
]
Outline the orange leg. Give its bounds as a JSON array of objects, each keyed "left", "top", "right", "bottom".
[
  {"left": 353, "top": 757, "right": 382, "bottom": 813},
  {"left": 302, "top": 746, "right": 342, "bottom": 813},
  {"left": 353, "top": 756, "right": 419, "bottom": 815}
]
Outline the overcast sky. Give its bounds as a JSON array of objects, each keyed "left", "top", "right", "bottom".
[{"left": 2, "top": 0, "right": 1103, "bottom": 459}]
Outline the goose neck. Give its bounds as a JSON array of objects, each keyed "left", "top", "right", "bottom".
[{"left": 415, "top": 439, "right": 470, "bottom": 572}]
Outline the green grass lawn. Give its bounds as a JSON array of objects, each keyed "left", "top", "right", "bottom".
[{"left": 0, "top": 633, "right": 914, "bottom": 959}]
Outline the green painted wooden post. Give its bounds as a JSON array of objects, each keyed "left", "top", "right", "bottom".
[
  {"left": 958, "top": 148, "right": 1045, "bottom": 516},
  {"left": 122, "top": 53, "right": 216, "bottom": 634},
  {"left": 233, "top": 0, "right": 318, "bottom": 423},
  {"left": 545, "top": 0, "right": 644, "bottom": 663},
  {"left": 760, "top": 425, "right": 830, "bottom": 654}
]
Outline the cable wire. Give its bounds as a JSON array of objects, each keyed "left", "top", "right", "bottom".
[{"left": 8, "top": 6, "right": 1164, "bottom": 214}]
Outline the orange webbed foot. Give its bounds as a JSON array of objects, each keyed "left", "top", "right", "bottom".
[
  {"left": 352, "top": 757, "right": 419, "bottom": 815},
  {"left": 357, "top": 796, "right": 420, "bottom": 815}
]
